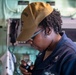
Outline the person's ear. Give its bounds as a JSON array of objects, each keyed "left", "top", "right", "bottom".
[{"left": 45, "top": 27, "right": 52, "bottom": 35}]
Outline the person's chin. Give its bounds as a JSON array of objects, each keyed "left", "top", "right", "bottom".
[{"left": 34, "top": 47, "right": 43, "bottom": 52}]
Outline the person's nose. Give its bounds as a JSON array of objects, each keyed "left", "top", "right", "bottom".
[{"left": 26, "top": 39, "right": 33, "bottom": 45}]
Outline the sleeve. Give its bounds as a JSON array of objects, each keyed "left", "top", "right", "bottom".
[{"left": 62, "top": 58, "right": 76, "bottom": 75}]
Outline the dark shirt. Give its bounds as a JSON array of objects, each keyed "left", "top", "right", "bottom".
[{"left": 32, "top": 32, "right": 76, "bottom": 75}]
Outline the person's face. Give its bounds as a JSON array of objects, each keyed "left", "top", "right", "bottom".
[{"left": 26, "top": 27, "right": 52, "bottom": 52}]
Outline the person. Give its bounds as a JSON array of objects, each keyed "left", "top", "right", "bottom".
[{"left": 17, "top": 2, "right": 76, "bottom": 75}]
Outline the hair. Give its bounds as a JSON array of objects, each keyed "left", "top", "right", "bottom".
[{"left": 39, "top": 9, "right": 62, "bottom": 34}]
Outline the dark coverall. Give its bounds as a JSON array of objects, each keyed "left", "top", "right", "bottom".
[{"left": 32, "top": 32, "right": 76, "bottom": 75}]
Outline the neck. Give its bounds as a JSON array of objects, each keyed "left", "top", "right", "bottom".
[{"left": 47, "top": 33, "right": 61, "bottom": 51}]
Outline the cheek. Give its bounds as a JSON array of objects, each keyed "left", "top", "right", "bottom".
[
  {"left": 33, "top": 35, "right": 47, "bottom": 50},
  {"left": 34, "top": 36, "right": 43, "bottom": 46}
]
